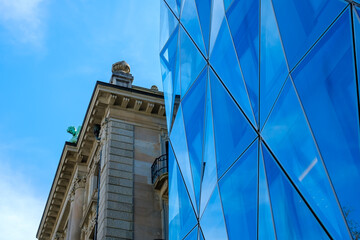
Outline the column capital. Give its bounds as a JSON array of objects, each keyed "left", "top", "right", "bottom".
[
  {"left": 74, "top": 175, "right": 87, "bottom": 190},
  {"left": 54, "top": 232, "right": 64, "bottom": 240}
]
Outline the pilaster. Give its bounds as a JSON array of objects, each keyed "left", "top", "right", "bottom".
[{"left": 97, "top": 119, "right": 134, "bottom": 240}]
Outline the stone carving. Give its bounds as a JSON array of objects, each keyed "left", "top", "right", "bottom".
[
  {"left": 112, "top": 61, "right": 130, "bottom": 74},
  {"left": 67, "top": 126, "right": 81, "bottom": 143},
  {"left": 74, "top": 175, "right": 87, "bottom": 190},
  {"left": 54, "top": 232, "right": 64, "bottom": 240}
]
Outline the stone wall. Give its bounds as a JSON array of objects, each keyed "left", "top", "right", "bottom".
[
  {"left": 133, "top": 126, "right": 163, "bottom": 240},
  {"left": 98, "top": 120, "right": 134, "bottom": 240},
  {"left": 97, "top": 119, "right": 164, "bottom": 240}
]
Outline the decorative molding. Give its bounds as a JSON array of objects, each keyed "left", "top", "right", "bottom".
[
  {"left": 146, "top": 103, "right": 155, "bottom": 113},
  {"left": 74, "top": 175, "right": 87, "bottom": 190},
  {"left": 158, "top": 105, "right": 165, "bottom": 116},
  {"left": 54, "top": 232, "right": 64, "bottom": 240},
  {"left": 121, "top": 97, "right": 130, "bottom": 108},
  {"left": 134, "top": 100, "right": 143, "bottom": 111}
]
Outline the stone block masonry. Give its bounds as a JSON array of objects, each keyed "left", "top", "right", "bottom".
[{"left": 97, "top": 119, "right": 134, "bottom": 240}]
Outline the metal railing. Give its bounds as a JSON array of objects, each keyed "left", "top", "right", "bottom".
[{"left": 151, "top": 154, "right": 168, "bottom": 184}]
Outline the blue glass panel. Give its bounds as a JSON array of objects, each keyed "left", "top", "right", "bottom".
[
  {"left": 171, "top": 35, "right": 181, "bottom": 128},
  {"left": 218, "top": 140, "right": 258, "bottom": 240},
  {"left": 224, "top": 0, "right": 233, "bottom": 11},
  {"left": 354, "top": 8, "right": 360, "bottom": 136},
  {"left": 272, "top": 0, "right": 347, "bottom": 68},
  {"left": 259, "top": 0, "right": 288, "bottom": 129},
  {"left": 258, "top": 146, "right": 276, "bottom": 240},
  {"left": 200, "top": 186, "right": 228, "bottom": 240},
  {"left": 184, "top": 226, "right": 198, "bottom": 240},
  {"left": 182, "top": 67, "right": 207, "bottom": 213},
  {"left": 200, "top": 71, "right": 217, "bottom": 216},
  {"left": 209, "top": 0, "right": 225, "bottom": 54},
  {"left": 165, "top": 0, "right": 181, "bottom": 18},
  {"left": 199, "top": 228, "right": 205, "bottom": 240},
  {"left": 356, "top": 6, "right": 360, "bottom": 18},
  {"left": 210, "top": 69, "right": 257, "bottom": 178},
  {"left": 261, "top": 143, "right": 330, "bottom": 240},
  {"left": 195, "top": 0, "right": 211, "bottom": 55},
  {"left": 160, "top": 26, "right": 179, "bottom": 133},
  {"left": 292, "top": 9, "right": 360, "bottom": 235},
  {"left": 169, "top": 144, "right": 197, "bottom": 240},
  {"left": 226, "top": 0, "right": 259, "bottom": 125},
  {"left": 181, "top": 0, "right": 206, "bottom": 56},
  {"left": 210, "top": 18, "right": 256, "bottom": 126},
  {"left": 180, "top": 27, "right": 206, "bottom": 98},
  {"left": 262, "top": 79, "right": 350, "bottom": 239},
  {"left": 170, "top": 106, "right": 197, "bottom": 210},
  {"left": 160, "top": 0, "right": 178, "bottom": 51}
]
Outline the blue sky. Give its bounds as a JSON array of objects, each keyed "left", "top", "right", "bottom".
[{"left": 0, "top": 0, "right": 161, "bottom": 238}]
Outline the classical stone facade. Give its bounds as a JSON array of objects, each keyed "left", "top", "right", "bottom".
[{"left": 37, "top": 63, "right": 169, "bottom": 240}]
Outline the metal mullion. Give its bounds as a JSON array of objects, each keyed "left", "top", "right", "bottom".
[
  {"left": 263, "top": 9, "right": 355, "bottom": 237},
  {"left": 259, "top": 139, "right": 278, "bottom": 240},
  {"left": 207, "top": 71, "right": 230, "bottom": 240},
  {"left": 198, "top": 65, "right": 209, "bottom": 216},
  {"left": 351, "top": 4, "right": 360, "bottom": 157},
  {"left": 181, "top": 224, "right": 198, "bottom": 240},
  {"left": 257, "top": 137, "right": 260, "bottom": 240},
  {"left": 258, "top": 0, "right": 261, "bottom": 132},
  {"left": 259, "top": 74, "right": 289, "bottom": 132},
  {"left": 217, "top": 137, "right": 258, "bottom": 182},
  {"left": 262, "top": 140, "right": 334, "bottom": 239},
  {"left": 199, "top": 69, "right": 217, "bottom": 220},
  {"left": 223, "top": 8, "right": 259, "bottom": 130},
  {"left": 208, "top": 64, "right": 258, "bottom": 135},
  {"left": 288, "top": 63, "right": 353, "bottom": 240},
  {"left": 193, "top": 0, "right": 209, "bottom": 58},
  {"left": 169, "top": 140, "right": 198, "bottom": 222},
  {"left": 216, "top": 182, "right": 231, "bottom": 240}
]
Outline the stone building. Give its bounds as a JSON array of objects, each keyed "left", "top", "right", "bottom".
[{"left": 37, "top": 61, "right": 169, "bottom": 240}]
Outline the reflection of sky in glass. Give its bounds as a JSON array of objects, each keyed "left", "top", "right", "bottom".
[
  {"left": 263, "top": 79, "right": 350, "bottom": 239},
  {"left": 170, "top": 106, "right": 197, "bottom": 209},
  {"left": 258, "top": 147, "right": 276, "bottom": 240},
  {"left": 259, "top": 0, "right": 288, "bottom": 129},
  {"left": 200, "top": 186, "right": 228, "bottom": 240},
  {"left": 209, "top": 0, "right": 224, "bottom": 54},
  {"left": 168, "top": 145, "right": 197, "bottom": 240},
  {"left": 219, "top": 140, "right": 257, "bottom": 240},
  {"left": 262, "top": 144, "right": 330, "bottom": 240},
  {"left": 292, "top": 8, "right": 360, "bottom": 235},
  {"left": 200, "top": 73, "right": 218, "bottom": 216},
  {"left": 180, "top": 27, "right": 206, "bottom": 98},
  {"left": 161, "top": 0, "right": 360, "bottom": 239}
]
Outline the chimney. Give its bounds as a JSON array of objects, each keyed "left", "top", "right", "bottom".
[{"left": 110, "top": 61, "right": 134, "bottom": 88}]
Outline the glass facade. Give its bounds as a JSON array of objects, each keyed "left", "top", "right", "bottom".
[{"left": 160, "top": 0, "right": 360, "bottom": 239}]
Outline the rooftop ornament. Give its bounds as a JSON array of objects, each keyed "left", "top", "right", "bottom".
[
  {"left": 112, "top": 60, "right": 130, "bottom": 74},
  {"left": 67, "top": 126, "right": 82, "bottom": 143}
]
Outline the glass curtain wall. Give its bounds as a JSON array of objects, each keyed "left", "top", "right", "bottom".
[{"left": 160, "top": 0, "right": 360, "bottom": 239}]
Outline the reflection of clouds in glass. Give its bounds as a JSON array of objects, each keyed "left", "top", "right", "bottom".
[{"left": 299, "top": 157, "right": 318, "bottom": 182}]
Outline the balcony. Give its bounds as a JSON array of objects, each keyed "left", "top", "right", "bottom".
[{"left": 151, "top": 154, "right": 168, "bottom": 190}]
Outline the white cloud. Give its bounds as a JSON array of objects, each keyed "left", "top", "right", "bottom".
[
  {"left": 0, "top": 163, "right": 44, "bottom": 240},
  {"left": 0, "top": 0, "right": 46, "bottom": 46}
]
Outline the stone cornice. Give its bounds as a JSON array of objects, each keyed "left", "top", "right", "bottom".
[
  {"left": 37, "top": 81, "right": 166, "bottom": 240},
  {"left": 36, "top": 143, "right": 76, "bottom": 239}
]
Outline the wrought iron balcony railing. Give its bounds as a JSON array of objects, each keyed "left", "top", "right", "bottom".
[{"left": 151, "top": 154, "right": 168, "bottom": 185}]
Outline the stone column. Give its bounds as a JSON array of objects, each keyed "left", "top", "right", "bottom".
[{"left": 68, "top": 175, "right": 86, "bottom": 240}]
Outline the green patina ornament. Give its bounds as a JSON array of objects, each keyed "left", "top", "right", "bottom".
[{"left": 67, "top": 126, "right": 82, "bottom": 143}]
